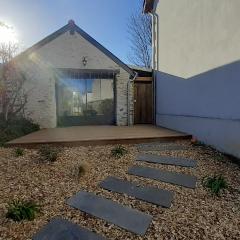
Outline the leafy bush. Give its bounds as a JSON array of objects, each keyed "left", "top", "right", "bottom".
[
  {"left": 0, "top": 115, "right": 40, "bottom": 146},
  {"left": 38, "top": 145, "right": 60, "bottom": 162},
  {"left": 14, "top": 147, "right": 24, "bottom": 157},
  {"left": 202, "top": 175, "right": 227, "bottom": 196},
  {"left": 6, "top": 200, "right": 40, "bottom": 222},
  {"left": 111, "top": 145, "right": 128, "bottom": 158}
]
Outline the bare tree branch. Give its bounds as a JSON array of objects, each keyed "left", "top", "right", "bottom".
[
  {"left": 127, "top": 1, "right": 152, "bottom": 68},
  {"left": 0, "top": 22, "right": 29, "bottom": 121}
]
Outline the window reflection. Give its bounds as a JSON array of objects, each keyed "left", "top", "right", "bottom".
[{"left": 56, "top": 71, "right": 115, "bottom": 126}]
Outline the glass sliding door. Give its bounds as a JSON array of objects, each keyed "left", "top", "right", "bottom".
[{"left": 56, "top": 70, "right": 115, "bottom": 126}]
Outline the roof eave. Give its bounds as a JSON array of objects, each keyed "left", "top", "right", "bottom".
[
  {"left": 13, "top": 21, "right": 135, "bottom": 78},
  {"left": 143, "top": 0, "right": 155, "bottom": 13}
]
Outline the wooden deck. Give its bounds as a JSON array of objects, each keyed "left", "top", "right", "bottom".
[{"left": 7, "top": 125, "right": 191, "bottom": 147}]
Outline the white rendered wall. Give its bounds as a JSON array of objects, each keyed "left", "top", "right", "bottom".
[{"left": 153, "top": 0, "right": 240, "bottom": 78}]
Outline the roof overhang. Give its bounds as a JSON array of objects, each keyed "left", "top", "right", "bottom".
[{"left": 143, "top": 0, "right": 155, "bottom": 13}]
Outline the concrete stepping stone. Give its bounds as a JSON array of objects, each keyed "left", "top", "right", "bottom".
[
  {"left": 66, "top": 191, "right": 152, "bottom": 236},
  {"left": 99, "top": 176, "right": 174, "bottom": 208},
  {"left": 137, "top": 143, "right": 189, "bottom": 151},
  {"left": 32, "top": 217, "right": 106, "bottom": 240},
  {"left": 128, "top": 166, "right": 197, "bottom": 189},
  {"left": 136, "top": 154, "right": 197, "bottom": 167}
]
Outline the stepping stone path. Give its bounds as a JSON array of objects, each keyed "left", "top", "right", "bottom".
[
  {"left": 128, "top": 165, "right": 197, "bottom": 189},
  {"left": 32, "top": 217, "right": 106, "bottom": 240},
  {"left": 33, "top": 141, "right": 198, "bottom": 238},
  {"left": 66, "top": 191, "right": 152, "bottom": 236},
  {"left": 99, "top": 176, "right": 174, "bottom": 208},
  {"left": 137, "top": 142, "right": 189, "bottom": 151},
  {"left": 137, "top": 153, "right": 197, "bottom": 167}
]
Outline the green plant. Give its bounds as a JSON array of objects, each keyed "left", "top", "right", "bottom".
[
  {"left": 38, "top": 145, "right": 60, "bottom": 162},
  {"left": 111, "top": 145, "right": 128, "bottom": 158},
  {"left": 0, "top": 115, "right": 40, "bottom": 146},
  {"left": 202, "top": 175, "right": 227, "bottom": 196},
  {"left": 14, "top": 147, "right": 24, "bottom": 157},
  {"left": 6, "top": 200, "right": 40, "bottom": 222}
]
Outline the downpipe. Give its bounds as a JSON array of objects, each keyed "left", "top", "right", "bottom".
[{"left": 151, "top": 12, "right": 159, "bottom": 125}]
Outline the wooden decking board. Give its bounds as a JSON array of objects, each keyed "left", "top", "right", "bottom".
[{"left": 7, "top": 125, "right": 190, "bottom": 147}]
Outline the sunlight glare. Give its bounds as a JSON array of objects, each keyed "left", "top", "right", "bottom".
[{"left": 0, "top": 23, "right": 18, "bottom": 44}]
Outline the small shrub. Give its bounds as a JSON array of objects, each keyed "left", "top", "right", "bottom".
[
  {"left": 214, "top": 151, "right": 225, "bottom": 161},
  {"left": 14, "top": 148, "right": 24, "bottom": 157},
  {"left": 38, "top": 145, "right": 60, "bottom": 162},
  {"left": 202, "top": 175, "right": 227, "bottom": 196},
  {"left": 6, "top": 200, "right": 40, "bottom": 222},
  {"left": 111, "top": 145, "right": 128, "bottom": 158},
  {"left": 0, "top": 116, "right": 40, "bottom": 146},
  {"left": 70, "top": 162, "right": 88, "bottom": 180}
]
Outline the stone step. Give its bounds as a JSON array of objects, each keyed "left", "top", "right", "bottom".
[
  {"left": 32, "top": 217, "right": 106, "bottom": 240},
  {"left": 128, "top": 166, "right": 197, "bottom": 189},
  {"left": 99, "top": 176, "right": 174, "bottom": 208},
  {"left": 136, "top": 154, "right": 197, "bottom": 167},
  {"left": 137, "top": 143, "right": 189, "bottom": 152},
  {"left": 66, "top": 191, "right": 152, "bottom": 236}
]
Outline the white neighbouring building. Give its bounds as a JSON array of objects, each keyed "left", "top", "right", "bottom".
[{"left": 144, "top": 0, "right": 240, "bottom": 158}]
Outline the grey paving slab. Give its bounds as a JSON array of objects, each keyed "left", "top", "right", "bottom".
[
  {"left": 137, "top": 143, "right": 189, "bottom": 151},
  {"left": 136, "top": 154, "right": 197, "bottom": 167},
  {"left": 128, "top": 166, "right": 197, "bottom": 189},
  {"left": 32, "top": 217, "right": 106, "bottom": 240},
  {"left": 99, "top": 176, "right": 174, "bottom": 208},
  {"left": 66, "top": 191, "right": 152, "bottom": 236}
]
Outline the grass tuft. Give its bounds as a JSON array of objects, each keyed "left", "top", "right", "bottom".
[
  {"left": 6, "top": 200, "right": 40, "bottom": 222},
  {"left": 202, "top": 175, "right": 227, "bottom": 196},
  {"left": 14, "top": 148, "right": 24, "bottom": 157},
  {"left": 38, "top": 145, "right": 60, "bottom": 162},
  {"left": 111, "top": 145, "right": 128, "bottom": 158}
]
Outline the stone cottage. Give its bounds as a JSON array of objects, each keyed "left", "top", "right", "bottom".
[{"left": 13, "top": 20, "right": 137, "bottom": 128}]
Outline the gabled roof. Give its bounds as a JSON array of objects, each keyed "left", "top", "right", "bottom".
[
  {"left": 17, "top": 20, "right": 135, "bottom": 77},
  {"left": 143, "top": 0, "right": 155, "bottom": 13}
]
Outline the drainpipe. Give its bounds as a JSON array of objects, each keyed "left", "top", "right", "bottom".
[
  {"left": 127, "top": 72, "right": 138, "bottom": 126},
  {"left": 150, "top": 12, "right": 159, "bottom": 125}
]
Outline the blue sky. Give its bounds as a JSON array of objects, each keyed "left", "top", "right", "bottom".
[{"left": 0, "top": 0, "right": 142, "bottom": 63}]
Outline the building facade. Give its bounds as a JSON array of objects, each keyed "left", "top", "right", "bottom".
[
  {"left": 144, "top": 0, "right": 240, "bottom": 158},
  {"left": 14, "top": 20, "right": 135, "bottom": 128}
]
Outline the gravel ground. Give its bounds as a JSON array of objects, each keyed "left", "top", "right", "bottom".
[{"left": 0, "top": 141, "right": 240, "bottom": 240}]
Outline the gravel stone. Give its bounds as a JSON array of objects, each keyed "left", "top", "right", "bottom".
[{"left": 0, "top": 141, "right": 239, "bottom": 240}]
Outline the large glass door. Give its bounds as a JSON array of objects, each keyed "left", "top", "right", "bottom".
[{"left": 56, "top": 70, "right": 115, "bottom": 126}]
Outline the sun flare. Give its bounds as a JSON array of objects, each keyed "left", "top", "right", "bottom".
[{"left": 0, "top": 23, "right": 18, "bottom": 44}]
